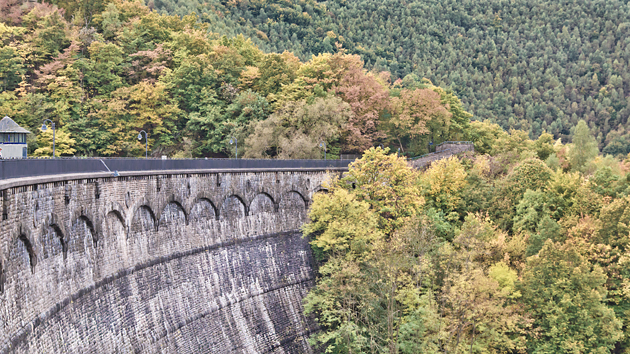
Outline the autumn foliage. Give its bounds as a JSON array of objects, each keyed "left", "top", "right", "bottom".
[
  {"left": 304, "top": 125, "right": 630, "bottom": 353},
  {"left": 0, "top": 0, "right": 471, "bottom": 158}
]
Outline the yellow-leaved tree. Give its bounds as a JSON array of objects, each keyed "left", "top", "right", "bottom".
[
  {"left": 303, "top": 147, "right": 425, "bottom": 353},
  {"left": 340, "top": 147, "right": 424, "bottom": 235},
  {"left": 421, "top": 156, "right": 468, "bottom": 222},
  {"left": 33, "top": 128, "right": 76, "bottom": 157},
  {"left": 91, "top": 81, "right": 181, "bottom": 156}
]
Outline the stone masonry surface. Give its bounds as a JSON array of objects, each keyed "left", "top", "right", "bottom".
[
  {"left": 0, "top": 170, "right": 337, "bottom": 353},
  {"left": 409, "top": 143, "right": 474, "bottom": 169}
]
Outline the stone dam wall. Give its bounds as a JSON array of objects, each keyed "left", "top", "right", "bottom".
[{"left": 0, "top": 170, "right": 336, "bottom": 353}]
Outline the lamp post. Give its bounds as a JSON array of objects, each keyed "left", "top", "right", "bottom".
[
  {"left": 229, "top": 137, "right": 237, "bottom": 159},
  {"left": 319, "top": 141, "right": 326, "bottom": 160},
  {"left": 138, "top": 130, "right": 148, "bottom": 158},
  {"left": 41, "top": 119, "right": 55, "bottom": 158}
]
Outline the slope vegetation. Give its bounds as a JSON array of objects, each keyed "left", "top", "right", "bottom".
[{"left": 156, "top": 0, "right": 630, "bottom": 152}]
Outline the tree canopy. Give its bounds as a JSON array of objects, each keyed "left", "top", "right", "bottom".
[
  {"left": 304, "top": 124, "right": 630, "bottom": 353},
  {"left": 149, "top": 0, "right": 630, "bottom": 154},
  {"left": 1, "top": 0, "right": 472, "bottom": 158}
]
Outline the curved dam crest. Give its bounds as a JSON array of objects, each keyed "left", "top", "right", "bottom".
[{"left": 0, "top": 170, "right": 335, "bottom": 353}]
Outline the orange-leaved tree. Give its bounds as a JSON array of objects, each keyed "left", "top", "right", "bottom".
[{"left": 333, "top": 68, "right": 390, "bottom": 153}]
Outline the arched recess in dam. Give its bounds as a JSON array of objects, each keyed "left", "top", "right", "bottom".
[{"left": 0, "top": 171, "right": 330, "bottom": 353}]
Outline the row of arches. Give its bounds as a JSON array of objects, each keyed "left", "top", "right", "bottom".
[
  {"left": 130, "top": 190, "right": 308, "bottom": 230},
  {"left": 1, "top": 191, "right": 310, "bottom": 293}
]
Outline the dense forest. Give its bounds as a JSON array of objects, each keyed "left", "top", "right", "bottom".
[
  {"left": 0, "top": 0, "right": 470, "bottom": 158},
  {"left": 5, "top": 0, "right": 630, "bottom": 158},
  {"left": 304, "top": 124, "right": 630, "bottom": 353},
  {"left": 152, "top": 0, "right": 630, "bottom": 154}
]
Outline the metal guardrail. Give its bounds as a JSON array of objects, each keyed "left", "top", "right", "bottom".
[{"left": 0, "top": 158, "right": 354, "bottom": 180}]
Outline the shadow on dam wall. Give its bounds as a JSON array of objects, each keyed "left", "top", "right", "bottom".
[{"left": 0, "top": 170, "right": 337, "bottom": 353}]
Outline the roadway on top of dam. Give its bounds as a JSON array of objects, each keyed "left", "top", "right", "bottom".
[{"left": 0, "top": 158, "right": 353, "bottom": 183}]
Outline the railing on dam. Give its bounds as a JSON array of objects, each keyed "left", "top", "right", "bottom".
[{"left": 0, "top": 157, "right": 355, "bottom": 180}]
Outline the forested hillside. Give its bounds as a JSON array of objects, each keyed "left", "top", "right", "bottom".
[
  {"left": 0, "top": 0, "right": 471, "bottom": 157},
  {"left": 153, "top": 0, "right": 630, "bottom": 154}
]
